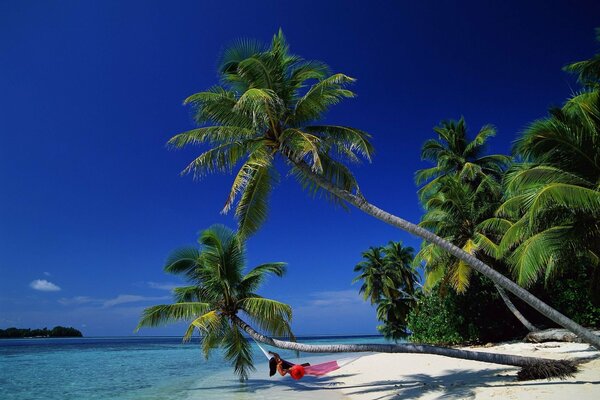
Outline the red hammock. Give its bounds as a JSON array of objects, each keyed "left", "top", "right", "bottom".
[{"left": 256, "top": 341, "right": 357, "bottom": 380}]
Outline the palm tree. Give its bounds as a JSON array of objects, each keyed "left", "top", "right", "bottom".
[
  {"left": 353, "top": 246, "right": 391, "bottom": 304},
  {"left": 232, "top": 317, "right": 575, "bottom": 380},
  {"left": 353, "top": 242, "right": 418, "bottom": 339},
  {"left": 494, "top": 91, "right": 600, "bottom": 293},
  {"left": 415, "top": 118, "right": 511, "bottom": 201},
  {"left": 415, "top": 175, "right": 539, "bottom": 332},
  {"left": 137, "top": 228, "right": 574, "bottom": 380},
  {"left": 136, "top": 225, "right": 294, "bottom": 381},
  {"left": 168, "top": 30, "right": 600, "bottom": 348}
]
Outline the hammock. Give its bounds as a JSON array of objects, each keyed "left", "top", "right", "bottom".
[{"left": 254, "top": 340, "right": 359, "bottom": 379}]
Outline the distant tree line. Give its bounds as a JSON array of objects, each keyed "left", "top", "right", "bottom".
[{"left": 0, "top": 326, "right": 83, "bottom": 338}]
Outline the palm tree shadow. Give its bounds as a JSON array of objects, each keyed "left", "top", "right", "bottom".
[
  {"left": 188, "top": 366, "right": 600, "bottom": 399},
  {"left": 187, "top": 373, "right": 359, "bottom": 395}
]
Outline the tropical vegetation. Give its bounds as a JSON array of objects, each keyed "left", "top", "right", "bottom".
[
  {"left": 140, "top": 225, "right": 577, "bottom": 380},
  {"left": 406, "top": 31, "right": 600, "bottom": 344},
  {"left": 0, "top": 326, "right": 83, "bottom": 338},
  {"left": 168, "top": 29, "right": 600, "bottom": 348}
]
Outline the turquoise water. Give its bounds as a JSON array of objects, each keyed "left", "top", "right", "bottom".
[{"left": 0, "top": 336, "right": 388, "bottom": 400}]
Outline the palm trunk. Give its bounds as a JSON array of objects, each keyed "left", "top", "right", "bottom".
[
  {"left": 495, "top": 284, "right": 538, "bottom": 332},
  {"left": 293, "top": 161, "right": 600, "bottom": 349},
  {"left": 232, "top": 316, "right": 575, "bottom": 379}
]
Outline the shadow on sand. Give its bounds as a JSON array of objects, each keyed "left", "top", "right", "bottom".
[{"left": 188, "top": 366, "right": 600, "bottom": 400}]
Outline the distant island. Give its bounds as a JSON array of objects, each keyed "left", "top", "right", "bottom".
[{"left": 0, "top": 326, "right": 83, "bottom": 338}]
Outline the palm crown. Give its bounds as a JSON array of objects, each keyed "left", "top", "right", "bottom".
[
  {"left": 136, "top": 225, "right": 294, "bottom": 381},
  {"left": 415, "top": 118, "right": 510, "bottom": 201},
  {"left": 168, "top": 30, "right": 374, "bottom": 237},
  {"left": 493, "top": 91, "right": 600, "bottom": 287}
]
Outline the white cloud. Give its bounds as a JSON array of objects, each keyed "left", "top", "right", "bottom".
[
  {"left": 30, "top": 279, "right": 61, "bottom": 292},
  {"left": 303, "top": 290, "right": 364, "bottom": 307},
  {"left": 102, "top": 294, "right": 170, "bottom": 308},
  {"left": 58, "top": 296, "right": 96, "bottom": 306},
  {"left": 146, "top": 281, "right": 179, "bottom": 291},
  {"left": 291, "top": 289, "right": 378, "bottom": 335},
  {"left": 43, "top": 272, "right": 51, "bottom": 276}
]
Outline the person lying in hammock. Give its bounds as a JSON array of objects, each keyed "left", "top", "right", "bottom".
[{"left": 268, "top": 351, "right": 310, "bottom": 377}]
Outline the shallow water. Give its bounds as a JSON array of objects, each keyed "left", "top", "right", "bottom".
[{"left": 0, "top": 336, "right": 389, "bottom": 400}]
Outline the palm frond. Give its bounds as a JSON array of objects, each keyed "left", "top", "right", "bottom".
[
  {"left": 167, "top": 126, "right": 255, "bottom": 148},
  {"left": 163, "top": 247, "right": 201, "bottom": 277},
  {"left": 239, "top": 262, "right": 287, "bottom": 293},
  {"left": 509, "top": 227, "right": 571, "bottom": 286},
  {"left": 292, "top": 73, "right": 356, "bottom": 124},
  {"left": 235, "top": 162, "right": 276, "bottom": 238},
  {"left": 304, "top": 125, "right": 374, "bottom": 162},
  {"left": 222, "top": 324, "right": 255, "bottom": 381},
  {"left": 180, "top": 140, "right": 252, "bottom": 179},
  {"left": 240, "top": 297, "right": 293, "bottom": 337},
  {"left": 136, "top": 302, "right": 211, "bottom": 330}
]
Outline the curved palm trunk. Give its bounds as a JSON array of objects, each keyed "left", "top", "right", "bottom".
[
  {"left": 495, "top": 284, "right": 538, "bottom": 332},
  {"left": 233, "top": 316, "right": 575, "bottom": 379},
  {"left": 293, "top": 161, "right": 600, "bottom": 349}
]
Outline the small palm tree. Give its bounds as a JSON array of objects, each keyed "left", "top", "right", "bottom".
[
  {"left": 168, "top": 30, "right": 600, "bottom": 348},
  {"left": 353, "top": 242, "right": 418, "bottom": 339},
  {"left": 136, "top": 225, "right": 293, "bottom": 381}
]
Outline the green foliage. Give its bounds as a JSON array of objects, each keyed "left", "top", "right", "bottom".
[
  {"left": 407, "top": 289, "right": 466, "bottom": 345},
  {"left": 137, "top": 224, "right": 293, "bottom": 381},
  {"left": 170, "top": 30, "right": 374, "bottom": 238},
  {"left": 497, "top": 90, "right": 600, "bottom": 289},
  {"left": 535, "top": 269, "right": 600, "bottom": 328},
  {"left": 0, "top": 326, "right": 83, "bottom": 338},
  {"left": 353, "top": 241, "right": 418, "bottom": 340},
  {"left": 408, "top": 274, "right": 527, "bottom": 345}
]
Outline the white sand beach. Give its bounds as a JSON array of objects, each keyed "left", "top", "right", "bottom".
[{"left": 323, "top": 341, "right": 600, "bottom": 399}]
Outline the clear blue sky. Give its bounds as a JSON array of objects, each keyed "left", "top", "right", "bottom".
[{"left": 1, "top": 0, "right": 598, "bottom": 336}]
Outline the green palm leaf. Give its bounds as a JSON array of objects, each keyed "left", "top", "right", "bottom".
[{"left": 136, "top": 302, "right": 211, "bottom": 330}]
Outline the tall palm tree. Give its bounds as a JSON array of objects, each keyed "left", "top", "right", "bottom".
[
  {"left": 415, "top": 118, "right": 511, "bottom": 201},
  {"left": 353, "top": 246, "right": 391, "bottom": 304},
  {"left": 168, "top": 30, "right": 600, "bottom": 348},
  {"left": 136, "top": 225, "right": 294, "bottom": 381},
  {"left": 494, "top": 91, "right": 600, "bottom": 292}
]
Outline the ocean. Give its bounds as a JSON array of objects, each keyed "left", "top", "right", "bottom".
[{"left": 0, "top": 335, "right": 389, "bottom": 400}]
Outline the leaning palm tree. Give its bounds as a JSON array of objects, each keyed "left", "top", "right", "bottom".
[
  {"left": 168, "top": 30, "right": 600, "bottom": 348},
  {"left": 138, "top": 227, "right": 575, "bottom": 380},
  {"left": 136, "top": 225, "right": 294, "bottom": 381}
]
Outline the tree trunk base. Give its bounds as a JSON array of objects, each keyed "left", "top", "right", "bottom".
[{"left": 525, "top": 328, "right": 600, "bottom": 343}]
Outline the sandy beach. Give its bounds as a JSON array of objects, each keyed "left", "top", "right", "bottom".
[{"left": 321, "top": 341, "right": 600, "bottom": 399}]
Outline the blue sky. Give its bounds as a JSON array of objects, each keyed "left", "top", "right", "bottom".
[{"left": 1, "top": 0, "right": 598, "bottom": 336}]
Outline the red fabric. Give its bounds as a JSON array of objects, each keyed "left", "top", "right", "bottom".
[
  {"left": 304, "top": 360, "right": 340, "bottom": 376},
  {"left": 289, "top": 365, "right": 305, "bottom": 380}
]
